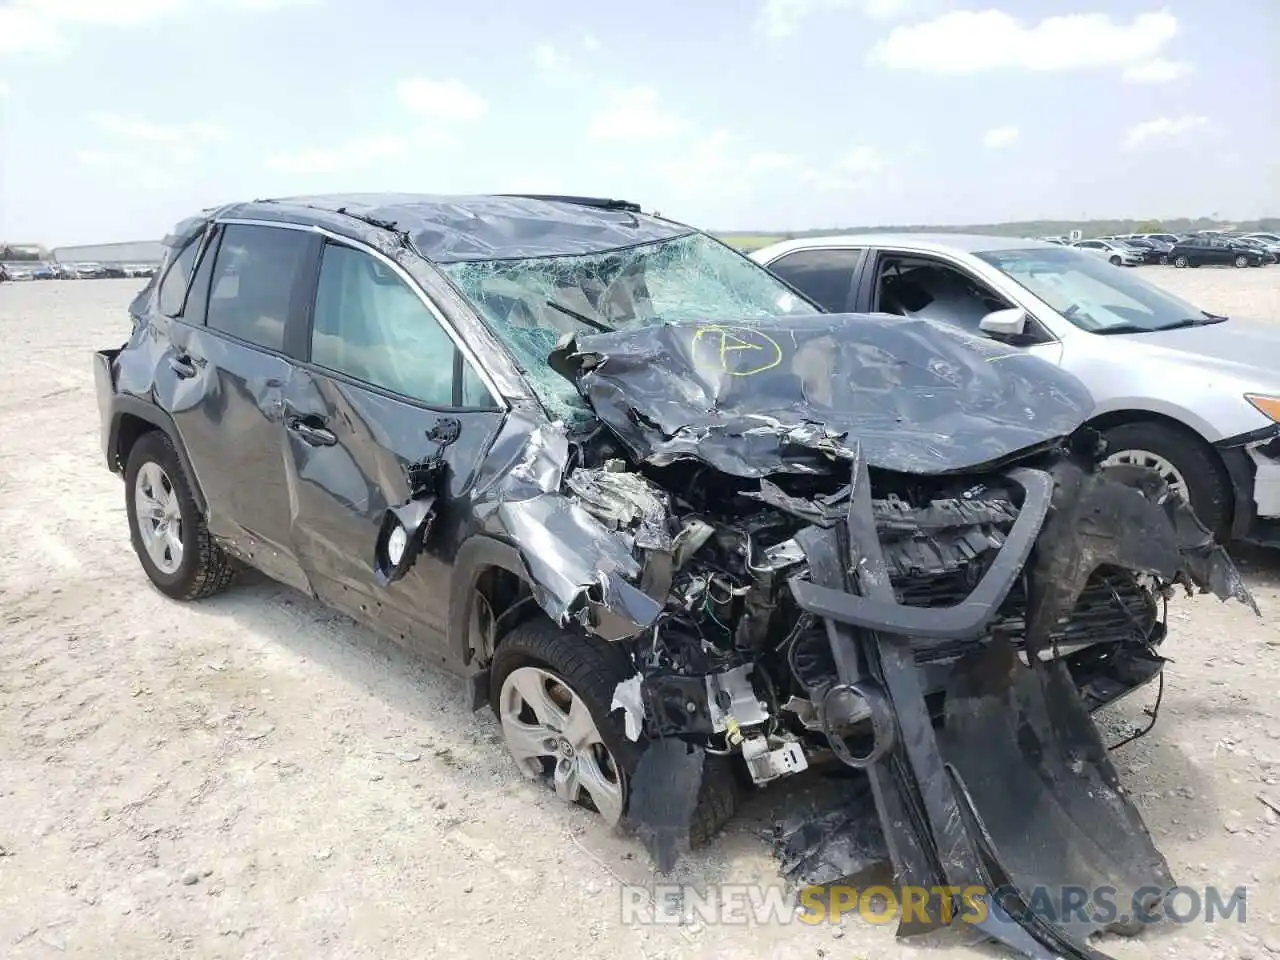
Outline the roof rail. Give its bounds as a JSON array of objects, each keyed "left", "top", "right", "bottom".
[{"left": 495, "top": 194, "right": 643, "bottom": 213}]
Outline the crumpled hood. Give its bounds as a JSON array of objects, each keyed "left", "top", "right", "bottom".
[{"left": 554, "top": 314, "right": 1096, "bottom": 477}]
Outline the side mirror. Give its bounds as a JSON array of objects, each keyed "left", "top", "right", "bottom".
[
  {"left": 373, "top": 498, "right": 436, "bottom": 586},
  {"left": 979, "top": 307, "right": 1028, "bottom": 338}
]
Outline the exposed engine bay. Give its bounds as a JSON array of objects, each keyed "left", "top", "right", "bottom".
[{"left": 573, "top": 452, "right": 1168, "bottom": 786}]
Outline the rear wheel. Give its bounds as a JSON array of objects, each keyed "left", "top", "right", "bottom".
[
  {"left": 490, "top": 618, "right": 737, "bottom": 847},
  {"left": 124, "top": 431, "right": 237, "bottom": 600},
  {"left": 1173, "top": 255, "right": 1188, "bottom": 268},
  {"left": 1234, "top": 254, "right": 1250, "bottom": 268},
  {"left": 1100, "top": 421, "right": 1232, "bottom": 541}
]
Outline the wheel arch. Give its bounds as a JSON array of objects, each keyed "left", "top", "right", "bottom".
[
  {"left": 109, "top": 398, "right": 208, "bottom": 514},
  {"left": 448, "top": 536, "right": 544, "bottom": 670},
  {"left": 1086, "top": 407, "right": 1240, "bottom": 534}
]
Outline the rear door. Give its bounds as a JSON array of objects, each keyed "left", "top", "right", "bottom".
[
  {"left": 759, "top": 247, "right": 865, "bottom": 312},
  {"left": 161, "top": 221, "right": 317, "bottom": 591},
  {"left": 280, "top": 236, "right": 507, "bottom": 651}
]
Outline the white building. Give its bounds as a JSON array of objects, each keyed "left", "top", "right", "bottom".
[{"left": 52, "top": 240, "right": 165, "bottom": 264}]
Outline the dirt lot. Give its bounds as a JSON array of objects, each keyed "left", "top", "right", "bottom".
[{"left": 2, "top": 266, "right": 1279, "bottom": 960}]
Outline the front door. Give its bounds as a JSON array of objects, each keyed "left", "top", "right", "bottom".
[
  {"left": 163, "top": 221, "right": 318, "bottom": 592},
  {"left": 281, "top": 237, "right": 506, "bottom": 652}
]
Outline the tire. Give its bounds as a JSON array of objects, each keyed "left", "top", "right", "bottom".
[
  {"left": 1100, "top": 421, "right": 1232, "bottom": 541},
  {"left": 1234, "top": 255, "right": 1249, "bottom": 268},
  {"left": 489, "top": 617, "right": 738, "bottom": 848},
  {"left": 124, "top": 430, "right": 237, "bottom": 600},
  {"left": 1109, "top": 255, "right": 1122, "bottom": 266},
  {"left": 1173, "top": 255, "right": 1188, "bottom": 268}
]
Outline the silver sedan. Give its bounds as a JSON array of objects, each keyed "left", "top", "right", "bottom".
[{"left": 750, "top": 233, "right": 1280, "bottom": 546}]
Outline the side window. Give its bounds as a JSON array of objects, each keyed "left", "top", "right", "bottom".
[
  {"left": 311, "top": 242, "right": 494, "bottom": 408},
  {"left": 206, "top": 224, "right": 311, "bottom": 351},
  {"left": 156, "top": 239, "right": 200, "bottom": 316},
  {"left": 874, "top": 255, "right": 1012, "bottom": 335},
  {"left": 765, "top": 248, "right": 861, "bottom": 312}
]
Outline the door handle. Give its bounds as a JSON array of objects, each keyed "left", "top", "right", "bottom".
[
  {"left": 168, "top": 355, "right": 197, "bottom": 379},
  {"left": 287, "top": 416, "right": 337, "bottom": 447}
]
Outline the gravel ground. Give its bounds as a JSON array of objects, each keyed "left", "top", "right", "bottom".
[{"left": 2, "top": 267, "right": 1278, "bottom": 960}]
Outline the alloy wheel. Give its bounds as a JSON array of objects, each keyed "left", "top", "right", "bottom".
[
  {"left": 134, "top": 461, "right": 184, "bottom": 574},
  {"left": 498, "top": 665, "right": 626, "bottom": 825}
]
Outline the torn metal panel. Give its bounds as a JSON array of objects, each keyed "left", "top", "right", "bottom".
[
  {"left": 556, "top": 316, "right": 1096, "bottom": 477},
  {"left": 941, "top": 638, "right": 1175, "bottom": 945}
]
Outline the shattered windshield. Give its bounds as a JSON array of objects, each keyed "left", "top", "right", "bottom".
[
  {"left": 441, "top": 232, "right": 817, "bottom": 420},
  {"left": 976, "top": 246, "right": 1210, "bottom": 334}
]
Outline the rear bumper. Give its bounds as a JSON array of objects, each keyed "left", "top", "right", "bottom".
[{"left": 93, "top": 348, "right": 121, "bottom": 473}]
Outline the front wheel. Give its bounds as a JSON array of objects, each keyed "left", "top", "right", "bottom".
[
  {"left": 1109, "top": 255, "right": 1122, "bottom": 266},
  {"left": 1100, "top": 422, "right": 1232, "bottom": 541},
  {"left": 1173, "top": 255, "right": 1188, "bottom": 268},
  {"left": 490, "top": 618, "right": 738, "bottom": 848}
]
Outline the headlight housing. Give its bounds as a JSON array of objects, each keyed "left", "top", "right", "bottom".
[{"left": 1245, "top": 394, "right": 1280, "bottom": 423}]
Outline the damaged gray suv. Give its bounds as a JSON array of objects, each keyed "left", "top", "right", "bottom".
[{"left": 95, "top": 194, "right": 1258, "bottom": 960}]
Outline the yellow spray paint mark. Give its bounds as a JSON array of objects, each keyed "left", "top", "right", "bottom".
[{"left": 691, "top": 325, "right": 783, "bottom": 376}]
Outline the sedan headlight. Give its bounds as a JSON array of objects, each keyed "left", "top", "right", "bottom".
[{"left": 1245, "top": 394, "right": 1280, "bottom": 422}]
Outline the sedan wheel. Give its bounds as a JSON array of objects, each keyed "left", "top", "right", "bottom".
[
  {"left": 1234, "top": 254, "right": 1250, "bottom": 268},
  {"left": 134, "top": 461, "right": 184, "bottom": 574},
  {"left": 1102, "top": 448, "right": 1190, "bottom": 504},
  {"left": 1109, "top": 255, "right": 1122, "bottom": 266},
  {"left": 1173, "top": 255, "right": 1188, "bottom": 268},
  {"left": 499, "top": 665, "right": 626, "bottom": 825}
]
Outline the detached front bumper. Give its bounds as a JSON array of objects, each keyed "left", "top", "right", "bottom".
[
  {"left": 780, "top": 445, "right": 1255, "bottom": 960},
  {"left": 1216, "top": 425, "right": 1280, "bottom": 547}
]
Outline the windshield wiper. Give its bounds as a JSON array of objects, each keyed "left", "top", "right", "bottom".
[
  {"left": 545, "top": 299, "right": 614, "bottom": 333},
  {"left": 1093, "top": 313, "right": 1229, "bottom": 336}
]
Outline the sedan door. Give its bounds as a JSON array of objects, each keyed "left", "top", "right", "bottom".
[{"left": 280, "top": 236, "right": 507, "bottom": 656}]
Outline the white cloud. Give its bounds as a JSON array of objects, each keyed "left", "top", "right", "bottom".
[
  {"left": 92, "top": 113, "right": 226, "bottom": 144},
  {"left": 1124, "top": 115, "right": 1210, "bottom": 150},
  {"left": 655, "top": 130, "right": 800, "bottom": 199},
  {"left": 838, "top": 145, "right": 886, "bottom": 175},
  {"left": 265, "top": 135, "right": 408, "bottom": 174},
  {"left": 397, "top": 78, "right": 488, "bottom": 122},
  {"left": 582, "top": 32, "right": 600, "bottom": 51},
  {"left": 76, "top": 149, "right": 179, "bottom": 189},
  {"left": 869, "top": 10, "right": 1178, "bottom": 73},
  {"left": 755, "top": 0, "right": 914, "bottom": 40},
  {"left": 532, "top": 43, "right": 559, "bottom": 72},
  {"left": 588, "top": 87, "right": 689, "bottom": 140},
  {"left": 1, "top": 0, "right": 317, "bottom": 56},
  {"left": 0, "top": 81, "right": 9, "bottom": 97},
  {"left": 983, "top": 125, "right": 1019, "bottom": 149},
  {"left": 1122, "top": 58, "right": 1193, "bottom": 83},
  {"left": 798, "top": 145, "right": 887, "bottom": 192}
]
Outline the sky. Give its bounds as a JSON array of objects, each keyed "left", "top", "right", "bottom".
[{"left": 0, "top": 0, "right": 1277, "bottom": 245}]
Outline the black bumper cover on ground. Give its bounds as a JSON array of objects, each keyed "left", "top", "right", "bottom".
[{"left": 785, "top": 445, "right": 1253, "bottom": 960}]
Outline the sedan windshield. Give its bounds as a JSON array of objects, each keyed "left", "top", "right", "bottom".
[
  {"left": 441, "top": 232, "right": 817, "bottom": 419},
  {"left": 975, "top": 246, "right": 1210, "bottom": 334}
]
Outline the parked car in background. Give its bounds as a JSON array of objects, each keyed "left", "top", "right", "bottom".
[
  {"left": 1125, "top": 232, "right": 1184, "bottom": 246},
  {"left": 1108, "top": 237, "right": 1171, "bottom": 264},
  {"left": 1243, "top": 231, "right": 1280, "bottom": 247},
  {"left": 751, "top": 233, "right": 1280, "bottom": 545},
  {"left": 1168, "top": 236, "right": 1267, "bottom": 268},
  {"left": 30, "top": 262, "right": 58, "bottom": 280},
  {"left": 1070, "top": 238, "right": 1144, "bottom": 266},
  {"left": 1235, "top": 237, "right": 1280, "bottom": 263},
  {"left": 2, "top": 263, "right": 35, "bottom": 281}
]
